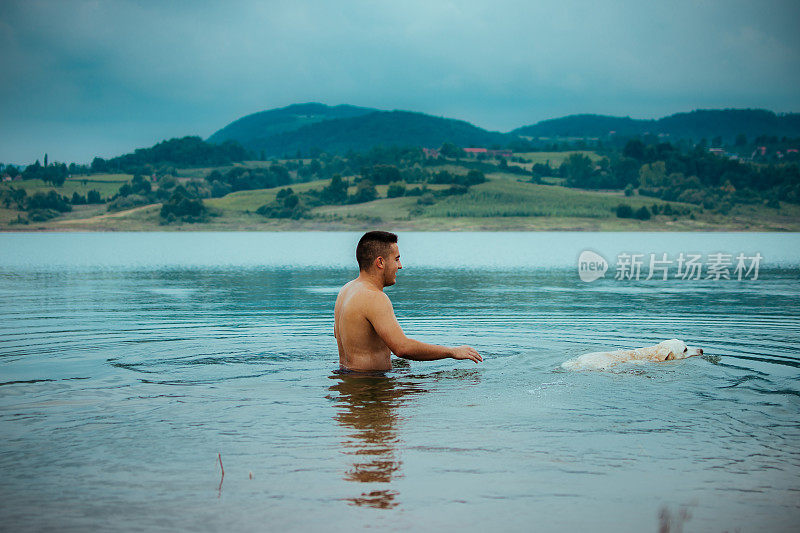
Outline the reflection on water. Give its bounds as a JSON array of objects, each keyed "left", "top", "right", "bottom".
[{"left": 328, "top": 372, "right": 427, "bottom": 509}]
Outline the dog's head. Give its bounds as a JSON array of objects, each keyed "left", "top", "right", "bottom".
[{"left": 658, "top": 339, "right": 703, "bottom": 361}]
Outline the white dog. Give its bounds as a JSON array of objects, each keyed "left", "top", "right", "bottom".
[{"left": 561, "top": 339, "right": 703, "bottom": 371}]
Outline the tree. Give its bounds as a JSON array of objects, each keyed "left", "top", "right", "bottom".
[
  {"left": 87, "top": 190, "right": 102, "bottom": 204},
  {"left": 26, "top": 190, "right": 72, "bottom": 212},
  {"left": 439, "top": 142, "right": 465, "bottom": 159},
  {"left": 91, "top": 157, "right": 108, "bottom": 173},
  {"left": 463, "top": 170, "right": 486, "bottom": 186},
  {"left": 256, "top": 188, "right": 308, "bottom": 219},
  {"left": 638, "top": 161, "right": 668, "bottom": 188},
  {"left": 350, "top": 179, "right": 377, "bottom": 203},
  {"left": 562, "top": 153, "right": 594, "bottom": 187},
  {"left": 159, "top": 188, "right": 206, "bottom": 222},
  {"left": 321, "top": 174, "right": 348, "bottom": 204},
  {"left": 611, "top": 157, "right": 640, "bottom": 187},
  {"left": 623, "top": 139, "right": 646, "bottom": 161},
  {"left": 365, "top": 165, "right": 401, "bottom": 185},
  {"left": 531, "top": 163, "right": 551, "bottom": 179}
]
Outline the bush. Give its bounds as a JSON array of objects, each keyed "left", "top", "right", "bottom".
[
  {"left": 255, "top": 188, "right": 309, "bottom": 219},
  {"left": 28, "top": 208, "right": 60, "bottom": 221},
  {"left": 464, "top": 170, "right": 486, "bottom": 186},
  {"left": 210, "top": 180, "right": 232, "bottom": 198},
  {"left": 441, "top": 185, "right": 469, "bottom": 196},
  {"left": 387, "top": 181, "right": 406, "bottom": 198},
  {"left": 350, "top": 180, "right": 378, "bottom": 204},
  {"left": 616, "top": 204, "right": 634, "bottom": 218},
  {"left": 624, "top": 184, "right": 634, "bottom": 197},
  {"left": 107, "top": 194, "right": 149, "bottom": 212},
  {"left": 634, "top": 206, "right": 651, "bottom": 220},
  {"left": 417, "top": 193, "right": 435, "bottom": 206},
  {"left": 26, "top": 191, "right": 71, "bottom": 213},
  {"left": 159, "top": 189, "right": 207, "bottom": 222},
  {"left": 0, "top": 187, "right": 26, "bottom": 209},
  {"left": 86, "top": 190, "right": 103, "bottom": 204},
  {"left": 531, "top": 163, "right": 551, "bottom": 178}
]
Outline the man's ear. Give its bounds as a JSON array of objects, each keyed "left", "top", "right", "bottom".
[{"left": 375, "top": 256, "right": 385, "bottom": 269}]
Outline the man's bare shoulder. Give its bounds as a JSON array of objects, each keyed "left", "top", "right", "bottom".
[{"left": 337, "top": 280, "right": 390, "bottom": 308}]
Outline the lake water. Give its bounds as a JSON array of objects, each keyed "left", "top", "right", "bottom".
[{"left": 1, "top": 232, "right": 799, "bottom": 532}]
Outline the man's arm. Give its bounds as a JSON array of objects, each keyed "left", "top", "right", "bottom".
[{"left": 365, "top": 291, "right": 482, "bottom": 364}]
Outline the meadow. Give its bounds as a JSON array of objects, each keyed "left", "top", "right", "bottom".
[{"left": 3, "top": 154, "right": 799, "bottom": 232}]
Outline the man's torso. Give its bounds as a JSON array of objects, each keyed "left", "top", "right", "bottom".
[{"left": 334, "top": 280, "right": 392, "bottom": 371}]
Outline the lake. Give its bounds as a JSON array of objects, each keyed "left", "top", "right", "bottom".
[{"left": 1, "top": 232, "right": 799, "bottom": 532}]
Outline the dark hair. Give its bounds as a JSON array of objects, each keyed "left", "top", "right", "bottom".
[{"left": 356, "top": 231, "right": 398, "bottom": 271}]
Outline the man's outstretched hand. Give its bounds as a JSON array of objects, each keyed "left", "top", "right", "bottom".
[{"left": 452, "top": 345, "right": 483, "bottom": 364}]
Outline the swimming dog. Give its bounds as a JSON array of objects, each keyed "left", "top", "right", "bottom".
[{"left": 561, "top": 339, "right": 703, "bottom": 371}]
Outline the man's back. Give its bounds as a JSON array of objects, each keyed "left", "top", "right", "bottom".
[
  {"left": 334, "top": 280, "right": 392, "bottom": 371},
  {"left": 334, "top": 231, "right": 481, "bottom": 371}
]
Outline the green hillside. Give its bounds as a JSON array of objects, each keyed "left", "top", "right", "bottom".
[
  {"left": 207, "top": 103, "right": 377, "bottom": 150},
  {"left": 514, "top": 108, "right": 800, "bottom": 141},
  {"left": 250, "top": 110, "right": 513, "bottom": 156}
]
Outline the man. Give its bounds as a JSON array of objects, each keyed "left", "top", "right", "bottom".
[{"left": 334, "top": 230, "right": 482, "bottom": 372}]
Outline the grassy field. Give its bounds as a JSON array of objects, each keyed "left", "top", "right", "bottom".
[
  {"left": 1, "top": 173, "right": 133, "bottom": 200},
  {"left": 515, "top": 151, "right": 603, "bottom": 165},
  {"left": 3, "top": 154, "right": 799, "bottom": 232},
  {"left": 421, "top": 179, "right": 692, "bottom": 218},
  {"left": 204, "top": 179, "right": 330, "bottom": 212}
]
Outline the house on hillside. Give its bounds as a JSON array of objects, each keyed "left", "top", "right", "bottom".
[
  {"left": 423, "top": 147, "right": 440, "bottom": 159},
  {"left": 463, "top": 148, "right": 512, "bottom": 158}
]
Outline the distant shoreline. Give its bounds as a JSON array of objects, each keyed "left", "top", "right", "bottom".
[{"left": 4, "top": 215, "right": 799, "bottom": 233}]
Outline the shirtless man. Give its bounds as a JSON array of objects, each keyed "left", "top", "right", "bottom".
[{"left": 334, "top": 231, "right": 483, "bottom": 372}]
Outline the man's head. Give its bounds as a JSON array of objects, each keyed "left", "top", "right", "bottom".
[{"left": 356, "top": 230, "right": 401, "bottom": 286}]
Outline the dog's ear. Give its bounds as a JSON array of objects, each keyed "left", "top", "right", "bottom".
[{"left": 653, "top": 344, "right": 671, "bottom": 362}]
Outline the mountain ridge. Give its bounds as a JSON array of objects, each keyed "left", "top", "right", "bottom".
[
  {"left": 206, "top": 104, "right": 800, "bottom": 157},
  {"left": 513, "top": 108, "right": 800, "bottom": 141}
]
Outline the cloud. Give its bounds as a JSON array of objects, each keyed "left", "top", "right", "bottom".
[{"left": 0, "top": 0, "right": 798, "bottom": 163}]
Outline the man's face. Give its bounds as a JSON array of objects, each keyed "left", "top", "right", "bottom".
[{"left": 381, "top": 243, "right": 402, "bottom": 287}]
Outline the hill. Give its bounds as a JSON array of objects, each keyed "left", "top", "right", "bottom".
[
  {"left": 514, "top": 108, "right": 800, "bottom": 141},
  {"left": 91, "top": 136, "right": 249, "bottom": 173},
  {"left": 513, "top": 114, "right": 651, "bottom": 138},
  {"left": 207, "top": 103, "right": 377, "bottom": 150},
  {"left": 221, "top": 110, "right": 513, "bottom": 157}
]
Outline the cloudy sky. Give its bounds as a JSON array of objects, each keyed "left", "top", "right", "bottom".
[{"left": 1, "top": 0, "right": 799, "bottom": 164}]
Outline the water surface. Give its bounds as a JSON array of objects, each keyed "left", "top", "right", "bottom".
[{"left": 1, "top": 232, "right": 799, "bottom": 531}]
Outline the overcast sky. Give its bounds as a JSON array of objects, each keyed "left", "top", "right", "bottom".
[{"left": 1, "top": 0, "right": 799, "bottom": 164}]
